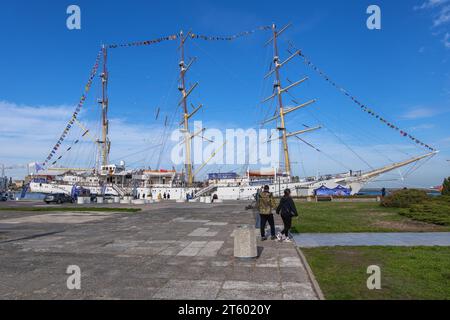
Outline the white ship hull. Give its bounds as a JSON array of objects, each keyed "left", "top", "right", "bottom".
[
  {"left": 28, "top": 151, "right": 436, "bottom": 200},
  {"left": 29, "top": 176, "right": 364, "bottom": 200}
]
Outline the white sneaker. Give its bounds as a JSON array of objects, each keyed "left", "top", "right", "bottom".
[
  {"left": 284, "top": 237, "right": 292, "bottom": 243},
  {"left": 276, "top": 233, "right": 283, "bottom": 241}
]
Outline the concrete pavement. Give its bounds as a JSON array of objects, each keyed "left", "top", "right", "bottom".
[{"left": 0, "top": 201, "right": 320, "bottom": 300}]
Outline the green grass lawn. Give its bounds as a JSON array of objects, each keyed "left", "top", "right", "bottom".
[
  {"left": 291, "top": 202, "right": 450, "bottom": 233},
  {"left": 302, "top": 246, "right": 450, "bottom": 300},
  {"left": 0, "top": 207, "right": 141, "bottom": 213}
]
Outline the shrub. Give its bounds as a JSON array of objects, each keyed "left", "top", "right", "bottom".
[
  {"left": 381, "top": 189, "right": 429, "bottom": 208},
  {"left": 399, "top": 198, "right": 450, "bottom": 226},
  {"left": 442, "top": 177, "right": 450, "bottom": 196}
]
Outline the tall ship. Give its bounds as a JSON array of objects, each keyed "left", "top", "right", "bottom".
[{"left": 27, "top": 24, "right": 438, "bottom": 200}]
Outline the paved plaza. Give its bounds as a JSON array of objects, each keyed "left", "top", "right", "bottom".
[{"left": 0, "top": 201, "right": 320, "bottom": 300}]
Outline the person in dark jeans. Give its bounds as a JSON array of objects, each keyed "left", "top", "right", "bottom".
[
  {"left": 276, "top": 188, "right": 298, "bottom": 242},
  {"left": 256, "top": 185, "right": 278, "bottom": 241}
]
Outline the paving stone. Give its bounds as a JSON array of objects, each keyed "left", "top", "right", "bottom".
[
  {"left": 223, "top": 280, "right": 279, "bottom": 290},
  {"left": 205, "top": 222, "right": 228, "bottom": 226},
  {"left": 213, "top": 261, "right": 231, "bottom": 267},
  {"left": 279, "top": 267, "right": 309, "bottom": 283},
  {"left": 0, "top": 201, "right": 318, "bottom": 300},
  {"left": 217, "top": 289, "right": 283, "bottom": 300},
  {"left": 153, "top": 280, "right": 222, "bottom": 299},
  {"left": 197, "top": 241, "right": 224, "bottom": 257},
  {"left": 279, "top": 256, "right": 303, "bottom": 267},
  {"left": 281, "top": 282, "right": 317, "bottom": 300},
  {"left": 176, "top": 241, "right": 207, "bottom": 256},
  {"left": 188, "top": 228, "right": 210, "bottom": 236}
]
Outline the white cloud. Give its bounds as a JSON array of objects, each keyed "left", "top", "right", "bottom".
[
  {"left": 433, "top": 5, "right": 450, "bottom": 26},
  {"left": 414, "top": 0, "right": 449, "bottom": 10},
  {"left": 400, "top": 106, "right": 446, "bottom": 119},
  {"left": 0, "top": 100, "right": 170, "bottom": 178},
  {"left": 410, "top": 123, "right": 436, "bottom": 130},
  {"left": 414, "top": 0, "right": 450, "bottom": 48},
  {"left": 443, "top": 32, "right": 450, "bottom": 47}
]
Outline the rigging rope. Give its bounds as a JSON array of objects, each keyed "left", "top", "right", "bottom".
[
  {"left": 294, "top": 136, "right": 352, "bottom": 171},
  {"left": 283, "top": 89, "right": 375, "bottom": 169},
  {"left": 403, "top": 152, "right": 436, "bottom": 178},
  {"left": 287, "top": 43, "right": 436, "bottom": 153},
  {"left": 42, "top": 49, "right": 102, "bottom": 169},
  {"left": 48, "top": 132, "right": 87, "bottom": 167}
]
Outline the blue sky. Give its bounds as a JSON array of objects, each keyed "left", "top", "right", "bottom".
[{"left": 0, "top": 0, "right": 449, "bottom": 187}]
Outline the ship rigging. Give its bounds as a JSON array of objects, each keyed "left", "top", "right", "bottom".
[{"left": 26, "top": 24, "right": 438, "bottom": 200}]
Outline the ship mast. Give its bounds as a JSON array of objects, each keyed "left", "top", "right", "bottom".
[
  {"left": 100, "top": 44, "right": 110, "bottom": 167},
  {"left": 263, "top": 23, "right": 319, "bottom": 179},
  {"left": 272, "top": 24, "right": 291, "bottom": 177},
  {"left": 178, "top": 31, "right": 203, "bottom": 185}
]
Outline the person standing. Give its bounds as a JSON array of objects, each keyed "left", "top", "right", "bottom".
[
  {"left": 256, "top": 185, "right": 278, "bottom": 241},
  {"left": 254, "top": 186, "right": 264, "bottom": 228},
  {"left": 276, "top": 188, "right": 298, "bottom": 242}
]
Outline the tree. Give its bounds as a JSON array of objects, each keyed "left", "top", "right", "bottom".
[{"left": 442, "top": 177, "right": 450, "bottom": 196}]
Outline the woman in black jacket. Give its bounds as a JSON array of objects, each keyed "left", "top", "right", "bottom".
[{"left": 276, "top": 188, "right": 298, "bottom": 242}]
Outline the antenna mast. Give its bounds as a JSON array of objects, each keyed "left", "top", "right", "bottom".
[{"left": 100, "top": 44, "right": 110, "bottom": 167}]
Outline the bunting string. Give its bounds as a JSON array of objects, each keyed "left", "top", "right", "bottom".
[
  {"left": 288, "top": 44, "right": 436, "bottom": 152},
  {"left": 48, "top": 136, "right": 83, "bottom": 167},
  {"left": 107, "top": 26, "right": 270, "bottom": 49},
  {"left": 189, "top": 25, "right": 271, "bottom": 41},
  {"left": 42, "top": 49, "right": 102, "bottom": 168},
  {"left": 108, "top": 34, "right": 179, "bottom": 49}
]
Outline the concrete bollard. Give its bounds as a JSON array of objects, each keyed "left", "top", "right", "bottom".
[
  {"left": 96, "top": 197, "right": 104, "bottom": 204},
  {"left": 145, "top": 199, "right": 154, "bottom": 204},
  {"left": 199, "top": 196, "right": 206, "bottom": 203},
  {"left": 233, "top": 225, "right": 257, "bottom": 259},
  {"left": 120, "top": 199, "right": 131, "bottom": 204},
  {"left": 113, "top": 196, "right": 120, "bottom": 203},
  {"left": 77, "top": 197, "right": 84, "bottom": 205},
  {"left": 83, "top": 197, "right": 91, "bottom": 204},
  {"left": 132, "top": 199, "right": 145, "bottom": 205},
  {"left": 204, "top": 196, "right": 212, "bottom": 204}
]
